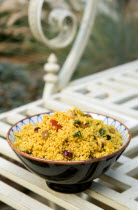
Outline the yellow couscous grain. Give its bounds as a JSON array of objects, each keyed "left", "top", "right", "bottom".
[{"left": 13, "top": 107, "right": 122, "bottom": 161}]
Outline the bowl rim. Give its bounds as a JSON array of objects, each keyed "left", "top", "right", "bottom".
[{"left": 7, "top": 111, "right": 131, "bottom": 165}]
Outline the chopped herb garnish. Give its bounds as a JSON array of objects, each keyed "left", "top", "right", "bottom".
[
  {"left": 15, "top": 135, "right": 21, "bottom": 138},
  {"left": 99, "top": 129, "right": 106, "bottom": 135},
  {"left": 74, "top": 120, "right": 81, "bottom": 125},
  {"left": 106, "top": 135, "right": 111, "bottom": 140},
  {"left": 73, "top": 130, "right": 82, "bottom": 138},
  {"left": 102, "top": 143, "right": 104, "bottom": 148}
]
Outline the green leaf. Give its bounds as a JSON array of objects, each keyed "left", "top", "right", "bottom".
[
  {"left": 74, "top": 120, "right": 81, "bottom": 125},
  {"left": 73, "top": 131, "right": 82, "bottom": 138},
  {"left": 14, "top": 135, "right": 21, "bottom": 138},
  {"left": 106, "top": 135, "right": 111, "bottom": 140},
  {"left": 99, "top": 129, "right": 106, "bottom": 136}
]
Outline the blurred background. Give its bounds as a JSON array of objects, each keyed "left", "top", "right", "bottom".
[{"left": 0, "top": 0, "right": 138, "bottom": 113}]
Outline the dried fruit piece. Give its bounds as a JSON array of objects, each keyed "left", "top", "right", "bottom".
[
  {"left": 42, "top": 130, "right": 49, "bottom": 140},
  {"left": 62, "top": 150, "right": 73, "bottom": 159},
  {"left": 99, "top": 129, "right": 106, "bottom": 135},
  {"left": 73, "top": 130, "right": 82, "bottom": 138},
  {"left": 34, "top": 127, "right": 41, "bottom": 132}
]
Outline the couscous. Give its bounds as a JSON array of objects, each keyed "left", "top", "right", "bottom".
[{"left": 14, "top": 107, "right": 122, "bottom": 161}]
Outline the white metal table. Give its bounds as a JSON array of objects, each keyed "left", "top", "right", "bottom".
[
  {"left": 0, "top": 0, "right": 138, "bottom": 209},
  {"left": 0, "top": 61, "right": 138, "bottom": 210}
]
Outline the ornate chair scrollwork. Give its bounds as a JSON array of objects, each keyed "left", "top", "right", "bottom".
[{"left": 28, "top": 0, "right": 98, "bottom": 99}]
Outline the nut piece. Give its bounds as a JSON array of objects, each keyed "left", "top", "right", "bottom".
[
  {"left": 98, "top": 139, "right": 105, "bottom": 147},
  {"left": 42, "top": 130, "right": 49, "bottom": 140},
  {"left": 67, "top": 111, "right": 75, "bottom": 119},
  {"left": 109, "top": 128, "right": 115, "bottom": 134}
]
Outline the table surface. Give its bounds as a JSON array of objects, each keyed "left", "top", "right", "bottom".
[{"left": 0, "top": 61, "right": 138, "bottom": 210}]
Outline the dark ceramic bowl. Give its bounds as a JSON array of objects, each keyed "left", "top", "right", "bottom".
[{"left": 7, "top": 112, "right": 131, "bottom": 193}]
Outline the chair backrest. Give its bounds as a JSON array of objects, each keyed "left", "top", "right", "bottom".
[{"left": 28, "top": 0, "right": 98, "bottom": 98}]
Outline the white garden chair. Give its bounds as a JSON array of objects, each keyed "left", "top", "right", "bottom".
[{"left": 0, "top": 0, "right": 138, "bottom": 209}]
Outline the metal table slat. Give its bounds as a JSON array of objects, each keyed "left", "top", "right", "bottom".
[
  {"left": 0, "top": 181, "right": 52, "bottom": 210},
  {"left": 0, "top": 158, "right": 101, "bottom": 210}
]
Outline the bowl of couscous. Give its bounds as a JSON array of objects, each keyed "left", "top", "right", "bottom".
[{"left": 7, "top": 107, "right": 131, "bottom": 193}]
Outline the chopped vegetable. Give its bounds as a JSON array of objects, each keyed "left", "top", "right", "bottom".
[
  {"left": 99, "top": 129, "right": 106, "bottom": 135},
  {"left": 106, "top": 135, "right": 111, "bottom": 140},
  {"left": 50, "top": 119, "right": 58, "bottom": 126},
  {"left": 62, "top": 150, "right": 73, "bottom": 159},
  {"left": 73, "top": 130, "right": 82, "bottom": 138},
  {"left": 50, "top": 119, "right": 62, "bottom": 130},
  {"left": 42, "top": 130, "right": 49, "bottom": 140},
  {"left": 74, "top": 120, "right": 81, "bottom": 126},
  {"left": 34, "top": 127, "right": 41, "bottom": 132},
  {"left": 52, "top": 124, "right": 62, "bottom": 130}
]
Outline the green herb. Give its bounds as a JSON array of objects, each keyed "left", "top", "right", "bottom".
[
  {"left": 14, "top": 135, "right": 21, "bottom": 138},
  {"left": 106, "top": 135, "right": 111, "bottom": 140},
  {"left": 74, "top": 120, "right": 81, "bottom": 125},
  {"left": 99, "top": 129, "right": 106, "bottom": 135},
  {"left": 102, "top": 143, "right": 104, "bottom": 148},
  {"left": 73, "top": 131, "right": 82, "bottom": 138}
]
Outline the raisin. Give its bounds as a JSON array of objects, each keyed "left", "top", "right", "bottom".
[
  {"left": 34, "top": 127, "right": 41, "bottom": 132},
  {"left": 63, "top": 150, "right": 73, "bottom": 159}
]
